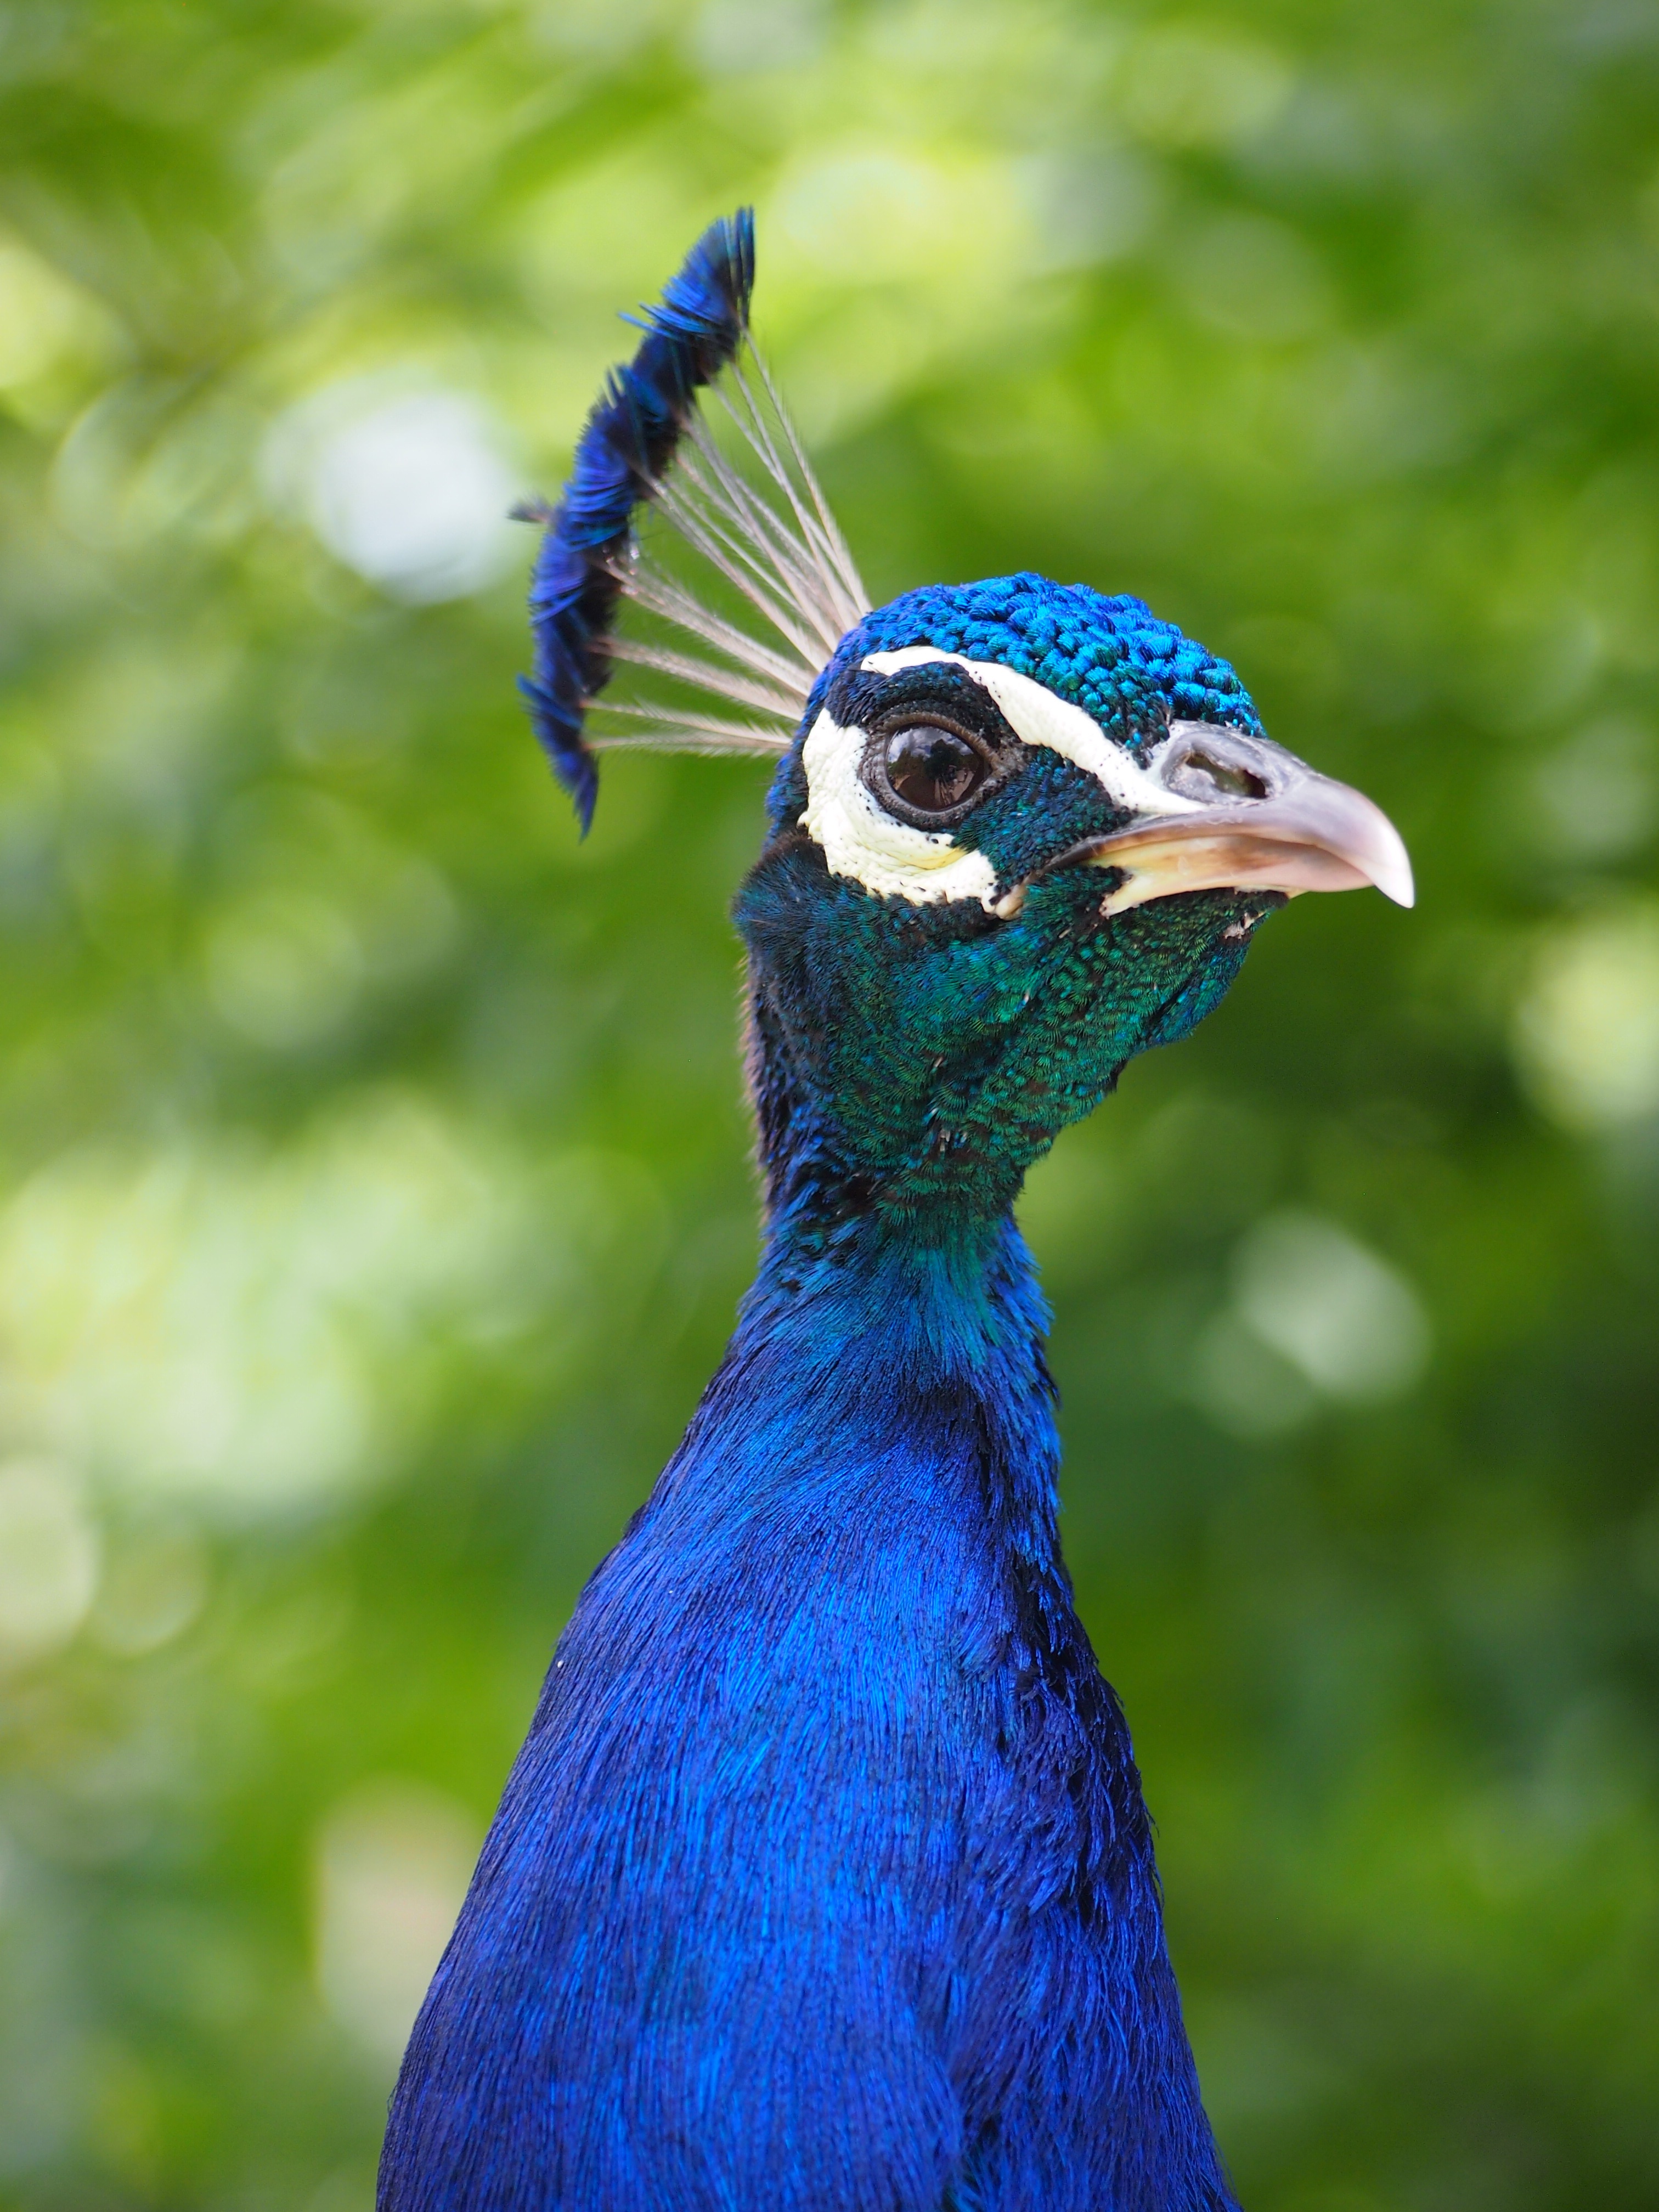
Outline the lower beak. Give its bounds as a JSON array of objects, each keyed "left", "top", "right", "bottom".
[{"left": 1003, "top": 722, "right": 1414, "bottom": 918}]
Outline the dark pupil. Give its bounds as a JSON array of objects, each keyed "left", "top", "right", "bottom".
[{"left": 884, "top": 726, "right": 985, "bottom": 814}]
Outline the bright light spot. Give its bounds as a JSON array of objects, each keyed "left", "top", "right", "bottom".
[
  {"left": 314, "top": 1781, "right": 479, "bottom": 2066},
  {"left": 1119, "top": 24, "right": 1293, "bottom": 151},
  {"left": 266, "top": 383, "right": 519, "bottom": 603},
  {"left": 767, "top": 144, "right": 1030, "bottom": 437},
  {"left": 531, "top": 0, "right": 668, "bottom": 57},
  {"left": 0, "top": 1101, "right": 665, "bottom": 1509},
  {"left": 1017, "top": 149, "right": 1160, "bottom": 271},
  {"left": 691, "top": 0, "right": 824, "bottom": 74},
  {"left": 1233, "top": 1212, "right": 1430, "bottom": 1403},
  {"left": 773, "top": 145, "right": 1023, "bottom": 285},
  {"left": 0, "top": 1459, "right": 99, "bottom": 1656},
  {"left": 1514, "top": 905, "right": 1659, "bottom": 1130},
  {"left": 1189, "top": 1308, "right": 1318, "bottom": 1439},
  {"left": 202, "top": 789, "right": 459, "bottom": 1052}
]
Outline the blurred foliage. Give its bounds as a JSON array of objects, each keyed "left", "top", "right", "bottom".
[{"left": 1, "top": 1, "right": 1657, "bottom": 2207}]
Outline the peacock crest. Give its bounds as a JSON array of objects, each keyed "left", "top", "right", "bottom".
[{"left": 517, "top": 208, "right": 867, "bottom": 830}]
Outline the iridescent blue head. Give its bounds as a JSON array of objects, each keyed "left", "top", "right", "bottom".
[
  {"left": 736, "top": 574, "right": 1409, "bottom": 1235},
  {"left": 523, "top": 218, "right": 1412, "bottom": 1239}
]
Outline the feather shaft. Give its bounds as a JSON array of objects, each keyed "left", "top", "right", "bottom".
[
  {"left": 619, "top": 562, "right": 819, "bottom": 692},
  {"left": 602, "top": 635, "right": 809, "bottom": 719},
  {"left": 715, "top": 370, "right": 869, "bottom": 632}
]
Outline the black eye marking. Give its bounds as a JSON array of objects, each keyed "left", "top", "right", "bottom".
[{"left": 828, "top": 662, "right": 1025, "bottom": 830}]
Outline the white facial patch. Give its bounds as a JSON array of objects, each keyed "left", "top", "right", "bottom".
[
  {"left": 800, "top": 709, "right": 1000, "bottom": 907},
  {"left": 799, "top": 648, "right": 1201, "bottom": 908}
]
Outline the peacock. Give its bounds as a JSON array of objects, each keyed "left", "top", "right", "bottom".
[{"left": 379, "top": 211, "right": 1412, "bottom": 2212}]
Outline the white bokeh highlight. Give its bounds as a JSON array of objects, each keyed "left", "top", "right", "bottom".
[
  {"left": 1235, "top": 1213, "right": 1430, "bottom": 1402},
  {"left": 0, "top": 1097, "right": 665, "bottom": 1510},
  {"left": 1192, "top": 1212, "right": 1430, "bottom": 1436},
  {"left": 266, "top": 382, "right": 520, "bottom": 603}
]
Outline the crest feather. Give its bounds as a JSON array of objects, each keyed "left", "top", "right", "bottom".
[{"left": 521, "top": 211, "right": 869, "bottom": 831}]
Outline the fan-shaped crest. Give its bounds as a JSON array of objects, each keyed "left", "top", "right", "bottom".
[{"left": 519, "top": 211, "right": 870, "bottom": 831}]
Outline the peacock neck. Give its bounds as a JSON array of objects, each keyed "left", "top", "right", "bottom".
[
  {"left": 740, "top": 930, "right": 1054, "bottom": 1256},
  {"left": 743, "top": 1068, "right": 1048, "bottom": 1375},
  {"left": 644, "top": 1176, "right": 1064, "bottom": 1584},
  {"left": 672, "top": 977, "right": 1070, "bottom": 1558},
  {"left": 752, "top": 1199, "right": 1039, "bottom": 1356}
]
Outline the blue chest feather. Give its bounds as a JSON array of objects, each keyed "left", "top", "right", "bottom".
[{"left": 381, "top": 1219, "right": 1235, "bottom": 2212}]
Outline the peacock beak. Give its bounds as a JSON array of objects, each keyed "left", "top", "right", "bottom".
[{"left": 1063, "top": 721, "right": 1414, "bottom": 917}]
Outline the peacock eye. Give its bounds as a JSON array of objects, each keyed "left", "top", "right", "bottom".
[{"left": 879, "top": 724, "right": 991, "bottom": 819}]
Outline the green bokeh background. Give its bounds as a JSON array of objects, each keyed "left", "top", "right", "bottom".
[{"left": 3, "top": 2, "right": 1658, "bottom": 2206}]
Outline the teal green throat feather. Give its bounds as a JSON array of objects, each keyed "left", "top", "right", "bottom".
[{"left": 379, "top": 219, "right": 1413, "bottom": 2212}]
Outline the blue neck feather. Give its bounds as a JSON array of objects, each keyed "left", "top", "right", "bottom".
[{"left": 381, "top": 1010, "right": 1239, "bottom": 2209}]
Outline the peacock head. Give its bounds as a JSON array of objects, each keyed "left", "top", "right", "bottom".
[
  {"left": 520, "top": 213, "right": 1411, "bottom": 1236},
  {"left": 733, "top": 576, "right": 1409, "bottom": 1228}
]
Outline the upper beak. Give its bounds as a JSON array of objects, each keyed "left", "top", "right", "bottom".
[{"left": 1041, "top": 721, "right": 1414, "bottom": 917}]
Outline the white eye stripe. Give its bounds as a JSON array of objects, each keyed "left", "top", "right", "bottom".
[
  {"left": 800, "top": 709, "right": 999, "bottom": 907},
  {"left": 798, "top": 648, "right": 1205, "bottom": 909},
  {"left": 857, "top": 649, "right": 1201, "bottom": 823}
]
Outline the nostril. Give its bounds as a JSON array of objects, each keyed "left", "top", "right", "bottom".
[{"left": 1177, "top": 749, "right": 1269, "bottom": 802}]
